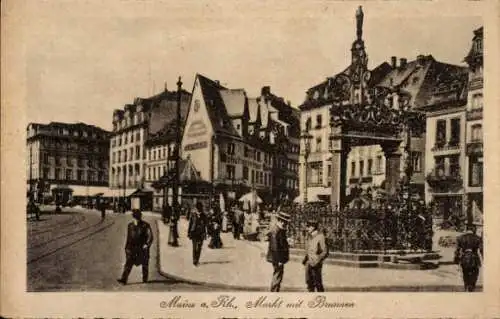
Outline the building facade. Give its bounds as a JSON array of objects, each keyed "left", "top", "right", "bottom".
[
  {"left": 26, "top": 122, "right": 110, "bottom": 204},
  {"left": 464, "top": 27, "right": 483, "bottom": 227},
  {"left": 143, "top": 86, "right": 191, "bottom": 211},
  {"left": 422, "top": 27, "right": 483, "bottom": 224},
  {"left": 180, "top": 74, "right": 299, "bottom": 208},
  {"left": 109, "top": 85, "right": 191, "bottom": 210},
  {"left": 109, "top": 102, "right": 149, "bottom": 206}
]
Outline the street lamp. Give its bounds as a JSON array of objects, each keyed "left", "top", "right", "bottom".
[
  {"left": 168, "top": 76, "right": 183, "bottom": 247},
  {"left": 301, "top": 129, "right": 312, "bottom": 204}
]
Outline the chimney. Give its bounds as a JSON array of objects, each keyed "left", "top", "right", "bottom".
[
  {"left": 391, "top": 56, "right": 397, "bottom": 68},
  {"left": 261, "top": 86, "right": 271, "bottom": 96},
  {"left": 215, "top": 80, "right": 220, "bottom": 85},
  {"left": 417, "top": 54, "right": 425, "bottom": 65},
  {"left": 164, "top": 81, "right": 168, "bottom": 92},
  {"left": 400, "top": 58, "right": 407, "bottom": 68}
]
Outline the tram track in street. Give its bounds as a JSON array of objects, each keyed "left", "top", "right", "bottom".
[
  {"left": 28, "top": 213, "right": 86, "bottom": 237},
  {"left": 28, "top": 214, "right": 102, "bottom": 250},
  {"left": 27, "top": 219, "right": 116, "bottom": 265}
]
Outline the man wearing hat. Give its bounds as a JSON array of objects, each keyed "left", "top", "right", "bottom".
[
  {"left": 188, "top": 202, "right": 208, "bottom": 266},
  {"left": 266, "top": 211, "right": 290, "bottom": 292},
  {"left": 117, "top": 209, "right": 154, "bottom": 285},
  {"left": 302, "top": 219, "right": 328, "bottom": 292},
  {"left": 454, "top": 224, "right": 483, "bottom": 292}
]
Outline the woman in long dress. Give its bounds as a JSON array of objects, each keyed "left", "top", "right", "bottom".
[
  {"left": 221, "top": 211, "right": 228, "bottom": 232},
  {"left": 208, "top": 206, "right": 223, "bottom": 249}
]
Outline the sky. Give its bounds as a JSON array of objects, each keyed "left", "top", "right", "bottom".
[{"left": 22, "top": 1, "right": 483, "bottom": 131}]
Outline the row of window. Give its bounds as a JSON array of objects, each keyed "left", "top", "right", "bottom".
[
  {"left": 306, "top": 153, "right": 419, "bottom": 186},
  {"left": 113, "top": 112, "right": 145, "bottom": 132},
  {"left": 224, "top": 165, "right": 272, "bottom": 187},
  {"left": 111, "top": 146, "right": 143, "bottom": 163},
  {"left": 111, "top": 131, "right": 142, "bottom": 147},
  {"left": 303, "top": 114, "right": 323, "bottom": 131},
  {"left": 435, "top": 118, "right": 461, "bottom": 147},
  {"left": 349, "top": 153, "right": 422, "bottom": 177},
  {"left": 40, "top": 140, "right": 107, "bottom": 153},
  {"left": 148, "top": 165, "right": 169, "bottom": 181},
  {"left": 35, "top": 128, "right": 103, "bottom": 139},
  {"left": 226, "top": 143, "right": 273, "bottom": 165},
  {"left": 42, "top": 155, "right": 107, "bottom": 169},
  {"left": 149, "top": 145, "right": 174, "bottom": 161},
  {"left": 42, "top": 168, "right": 107, "bottom": 182},
  {"left": 110, "top": 164, "right": 144, "bottom": 176},
  {"left": 435, "top": 119, "right": 482, "bottom": 148},
  {"left": 433, "top": 155, "right": 461, "bottom": 177}
]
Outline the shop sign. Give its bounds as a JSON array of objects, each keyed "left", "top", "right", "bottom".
[
  {"left": 225, "top": 154, "right": 262, "bottom": 170},
  {"left": 187, "top": 120, "right": 208, "bottom": 138},
  {"left": 184, "top": 141, "right": 208, "bottom": 151}
]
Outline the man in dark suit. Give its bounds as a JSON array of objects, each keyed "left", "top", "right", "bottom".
[
  {"left": 188, "top": 202, "right": 208, "bottom": 266},
  {"left": 117, "top": 209, "right": 154, "bottom": 285},
  {"left": 454, "top": 224, "right": 483, "bottom": 292},
  {"left": 266, "top": 211, "right": 290, "bottom": 292},
  {"left": 232, "top": 206, "right": 244, "bottom": 240}
]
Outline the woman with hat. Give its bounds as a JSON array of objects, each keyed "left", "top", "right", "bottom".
[{"left": 266, "top": 210, "right": 291, "bottom": 292}]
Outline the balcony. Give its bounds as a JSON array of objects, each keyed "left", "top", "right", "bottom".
[
  {"left": 467, "top": 108, "right": 483, "bottom": 121},
  {"left": 469, "top": 77, "right": 483, "bottom": 90},
  {"left": 426, "top": 169, "right": 463, "bottom": 192},
  {"left": 431, "top": 140, "right": 461, "bottom": 152},
  {"left": 466, "top": 140, "right": 483, "bottom": 155}
]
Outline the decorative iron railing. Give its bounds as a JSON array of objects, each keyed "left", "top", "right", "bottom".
[{"left": 284, "top": 200, "right": 433, "bottom": 253}]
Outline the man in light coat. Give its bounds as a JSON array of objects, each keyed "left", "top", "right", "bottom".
[{"left": 302, "top": 220, "right": 328, "bottom": 292}]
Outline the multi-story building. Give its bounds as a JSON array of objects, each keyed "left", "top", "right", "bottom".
[
  {"left": 143, "top": 86, "right": 191, "bottom": 211},
  {"left": 26, "top": 122, "right": 110, "bottom": 204},
  {"left": 109, "top": 85, "right": 191, "bottom": 210},
  {"left": 109, "top": 101, "right": 149, "bottom": 208},
  {"left": 180, "top": 74, "right": 299, "bottom": 208},
  {"left": 464, "top": 27, "right": 483, "bottom": 227}
]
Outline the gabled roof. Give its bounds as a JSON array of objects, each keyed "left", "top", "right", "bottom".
[
  {"left": 415, "top": 61, "right": 468, "bottom": 109},
  {"left": 145, "top": 89, "right": 191, "bottom": 145},
  {"left": 300, "top": 55, "right": 467, "bottom": 111},
  {"left": 248, "top": 98, "right": 260, "bottom": 123},
  {"left": 196, "top": 74, "right": 240, "bottom": 138},
  {"left": 377, "top": 55, "right": 435, "bottom": 108}
]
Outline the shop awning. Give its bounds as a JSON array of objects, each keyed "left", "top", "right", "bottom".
[
  {"left": 130, "top": 187, "right": 155, "bottom": 197},
  {"left": 68, "top": 186, "right": 133, "bottom": 197}
]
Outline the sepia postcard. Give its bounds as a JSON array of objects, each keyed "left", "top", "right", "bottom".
[{"left": 1, "top": 0, "right": 500, "bottom": 318}]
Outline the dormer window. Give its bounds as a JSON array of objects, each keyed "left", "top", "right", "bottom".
[
  {"left": 316, "top": 115, "right": 322, "bottom": 128},
  {"left": 313, "top": 91, "right": 320, "bottom": 99}
]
